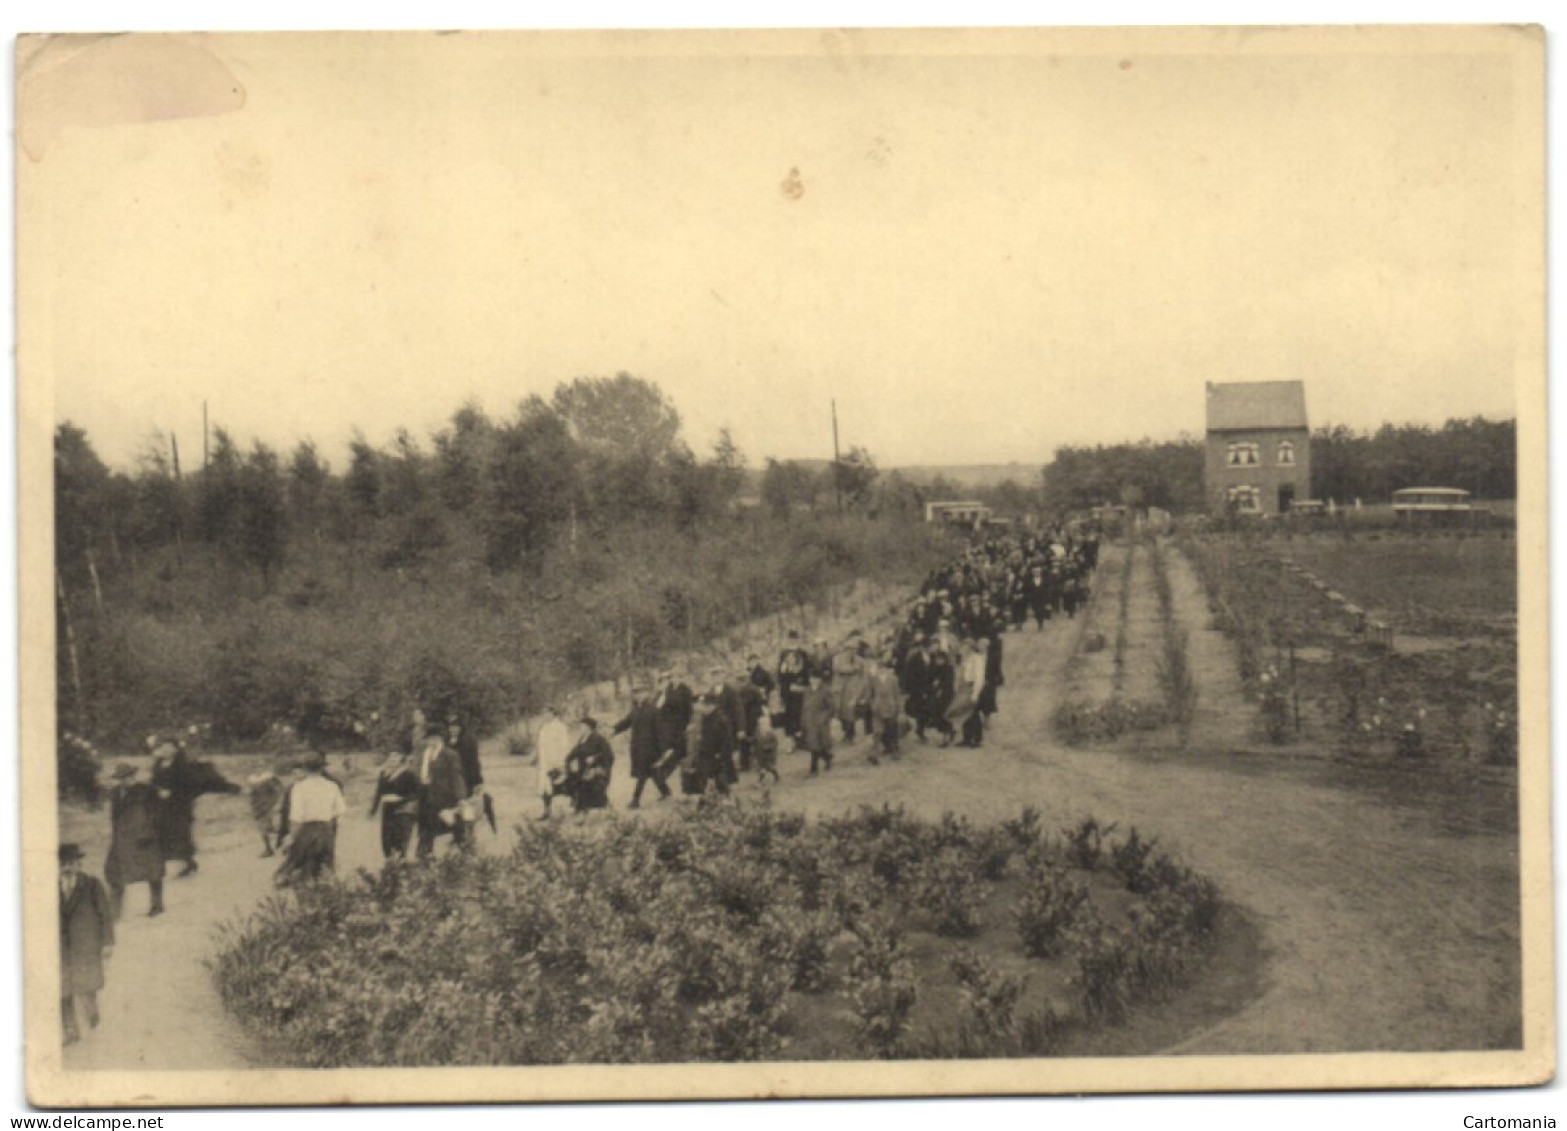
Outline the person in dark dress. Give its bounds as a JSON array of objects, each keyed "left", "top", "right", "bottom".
[
  {"left": 564, "top": 716, "right": 616, "bottom": 812},
  {"left": 446, "top": 716, "right": 483, "bottom": 851},
  {"left": 59, "top": 843, "right": 113, "bottom": 1047},
  {"left": 614, "top": 680, "right": 670, "bottom": 809},
  {"left": 776, "top": 632, "right": 811, "bottom": 738},
  {"left": 150, "top": 740, "right": 239, "bottom": 878},
  {"left": 695, "top": 693, "right": 738, "bottom": 795},
  {"left": 368, "top": 750, "right": 420, "bottom": 859},
  {"left": 925, "top": 647, "right": 957, "bottom": 747},
  {"left": 104, "top": 763, "right": 165, "bottom": 918}
]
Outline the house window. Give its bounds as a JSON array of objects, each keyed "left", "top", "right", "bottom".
[
  {"left": 1226, "top": 442, "right": 1259, "bottom": 467},
  {"left": 1226, "top": 486, "right": 1261, "bottom": 512},
  {"left": 1277, "top": 440, "right": 1295, "bottom": 466}
]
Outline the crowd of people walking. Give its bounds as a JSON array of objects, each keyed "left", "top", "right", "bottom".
[{"left": 60, "top": 519, "right": 1101, "bottom": 1048}]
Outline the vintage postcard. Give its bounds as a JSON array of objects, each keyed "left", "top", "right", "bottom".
[{"left": 17, "top": 25, "right": 1550, "bottom": 1107}]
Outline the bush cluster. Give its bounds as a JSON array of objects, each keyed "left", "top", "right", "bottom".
[{"left": 212, "top": 802, "right": 1224, "bottom": 1065}]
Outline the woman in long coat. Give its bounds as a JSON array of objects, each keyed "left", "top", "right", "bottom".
[
  {"left": 104, "top": 762, "right": 165, "bottom": 918},
  {"left": 59, "top": 842, "right": 113, "bottom": 1045},
  {"left": 151, "top": 741, "right": 239, "bottom": 877}
]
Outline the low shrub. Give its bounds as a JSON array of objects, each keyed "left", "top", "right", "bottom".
[
  {"left": 1015, "top": 850, "right": 1091, "bottom": 958},
  {"left": 1108, "top": 827, "right": 1159, "bottom": 894},
  {"left": 1062, "top": 817, "right": 1117, "bottom": 871}
]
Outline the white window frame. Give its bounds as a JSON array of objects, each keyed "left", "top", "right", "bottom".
[
  {"left": 1226, "top": 442, "right": 1260, "bottom": 468},
  {"left": 1226, "top": 485, "right": 1262, "bottom": 512},
  {"left": 1276, "top": 440, "right": 1296, "bottom": 466}
]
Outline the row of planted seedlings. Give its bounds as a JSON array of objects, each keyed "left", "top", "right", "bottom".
[
  {"left": 1179, "top": 534, "right": 1515, "bottom": 764},
  {"left": 1053, "top": 537, "right": 1165, "bottom": 744},
  {"left": 211, "top": 800, "right": 1225, "bottom": 1066},
  {"left": 1053, "top": 536, "right": 1191, "bottom": 746}
]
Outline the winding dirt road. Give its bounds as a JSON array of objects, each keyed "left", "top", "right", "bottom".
[{"left": 58, "top": 543, "right": 1521, "bottom": 1069}]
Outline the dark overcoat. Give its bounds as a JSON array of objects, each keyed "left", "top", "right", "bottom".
[
  {"left": 613, "top": 701, "right": 663, "bottom": 780},
  {"left": 105, "top": 783, "right": 165, "bottom": 888},
  {"left": 60, "top": 874, "right": 114, "bottom": 995},
  {"left": 152, "top": 753, "right": 239, "bottom": 861}
]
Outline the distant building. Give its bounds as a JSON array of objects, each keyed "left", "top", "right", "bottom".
[
  {"left": 924, "top": 500, "right": 992, "bottom": 526},
  {"left": 1204, "top": 380, "right": 1311, "bottom": 516}
]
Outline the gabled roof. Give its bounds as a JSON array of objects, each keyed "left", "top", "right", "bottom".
[{"left": 1205, "top": 381, "right": 1308, "bottom": 432}]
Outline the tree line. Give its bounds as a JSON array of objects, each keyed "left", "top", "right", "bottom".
[
  {"left": 1038, "top": 417, "right": 1516, "bottom": 514},
  {"left": 53, "top": 374, "right": 961, "bottom": 755}
]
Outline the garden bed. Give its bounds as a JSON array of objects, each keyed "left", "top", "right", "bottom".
[{"left": 212, "top": 802, "right": 1230, "bottom": 1065}]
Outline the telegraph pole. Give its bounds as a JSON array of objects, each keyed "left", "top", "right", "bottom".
[
  {"left": 203, "top": 400, "right": 209, "bottom": 471},
  {"left": 831, "top": 399, "right": 842, "bottom": 513}
]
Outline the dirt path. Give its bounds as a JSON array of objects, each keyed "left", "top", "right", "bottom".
[{"left": 59, "top": 548, "right": 1520, "bottom": 1065}]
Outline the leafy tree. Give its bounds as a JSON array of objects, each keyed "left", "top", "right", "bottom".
[
  {"left": 432, "top": 401, "right": 495, "bottom": 513},
  {"left": 551, "top": 373, "right": 682, "bottom": 462},
  {"left": 831, "top": 446, "right": 880, "bottom": 508},
  {"left": 236, "top": 442, "right": 289, "bottom": 585},
  {"left": 346, "top": 431, "right": 383, "bottom": 520},
  {"left": 761, "top": 459, "right": 818, "bottom": 518},
  {"left": 481, "top": 398, "right": 581, "bottom": 569},
  {"left": 55, "top": 423, "right": 111, "bottom": 583}
]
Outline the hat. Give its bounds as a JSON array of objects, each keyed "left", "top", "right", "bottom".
[
  {"left": 301, "top": 751, "right": 326, "bottom": 772},
  {"left": 580, "top": 714, "right": 599, "bottom": 729},
  {"left": 111, "top": 762, "right": 136, "bottom": 780},
  {"left": 58, "top": 843, "right": 84, "bottom": 864}
]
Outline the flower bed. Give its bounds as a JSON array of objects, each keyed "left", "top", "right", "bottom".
[{"left": 212, "top": 802, "right": 1226, "bottom": 1065}]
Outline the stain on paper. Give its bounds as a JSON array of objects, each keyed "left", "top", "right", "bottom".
[
  {"left": 781, "top": 167, "right": 805, "bottom": 201},
  {"left": 18, "top": 33, "right": 247, "bottom": 161}
]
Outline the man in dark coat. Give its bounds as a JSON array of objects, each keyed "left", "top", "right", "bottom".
[
  {"left": 150, "top": 740, "right": 239, "bottom": 878},
  {"left": 104, "top": 762, "right": 165, "bottom": 918},
  {"left": 654, "top": 669, "right": 695, "bottom": 781},
  {"left": 980, "top": 634, "right": 1005, "bottom": 721},
  {"left": 614, "top": 681, "right": 670, "bottom": 808},
  {"left": 695, "top": 693, "right": 738, "bottom": 795},
  {"left": 800, "top": 671, "right": 836, "bottom": 777},
  {"left": 59, "top": 843, "right": 113, "bottom": 1046},
  {"left": 901, "top": 636, "right": 933, "bottom": 742}
]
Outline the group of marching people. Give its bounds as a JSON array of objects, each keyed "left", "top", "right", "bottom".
[{"left": 592, "top": 520, "right": 1103, "bottom": 804}]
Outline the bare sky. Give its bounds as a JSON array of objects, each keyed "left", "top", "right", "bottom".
[{"left": 23, "top": 29, "right": 1531, "bottom": 472}]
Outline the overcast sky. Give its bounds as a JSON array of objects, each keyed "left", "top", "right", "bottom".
[{"left": 22, "top": 29, "right": 1532, "bottom": 472}]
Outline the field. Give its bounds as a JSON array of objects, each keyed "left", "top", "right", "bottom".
[
  {"left": 1181, "top": 530, "right": 1518, "bottom": 764},
  {"left": 57, "top": 528, "right": 1523, "bottom": 1074}
]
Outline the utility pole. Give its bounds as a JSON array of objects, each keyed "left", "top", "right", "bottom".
[
  {"left": 203, "top": 400, "right": 209, "bottom": 471},
  {"left": 831, "top": 399, "right": 842, "bottom": 513},
  {"left": 171, "top": 433, "right": 182, "bottom": 481}
]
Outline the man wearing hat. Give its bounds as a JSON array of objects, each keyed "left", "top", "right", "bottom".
[
  {"left": 613, "top": 679, "right": 669, "bottom": 809},
  {"left": 104, "top": 762, "right": 165, "bottom": 918},
  {"left": 274, "top": 751, "right": 344, "bottom": 886},
  {"left": 59, "top": 843, "right": 113, "bottom": 1046},
  {"left": 653, "top": 669, "right": 694, "bottom": 783}
]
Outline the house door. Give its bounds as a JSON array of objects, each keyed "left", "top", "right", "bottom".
[{"left": 1278, "top": 483, "right": 1295, "bottom": 513}]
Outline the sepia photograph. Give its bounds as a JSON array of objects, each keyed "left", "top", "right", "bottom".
[{"left": 15, "top": 22, "right": 1551, "bottom": 1109}]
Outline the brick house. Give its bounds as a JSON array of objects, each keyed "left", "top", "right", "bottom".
[{"left": 1204, "top": 380, "right": 1311, "bottom": 516}]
